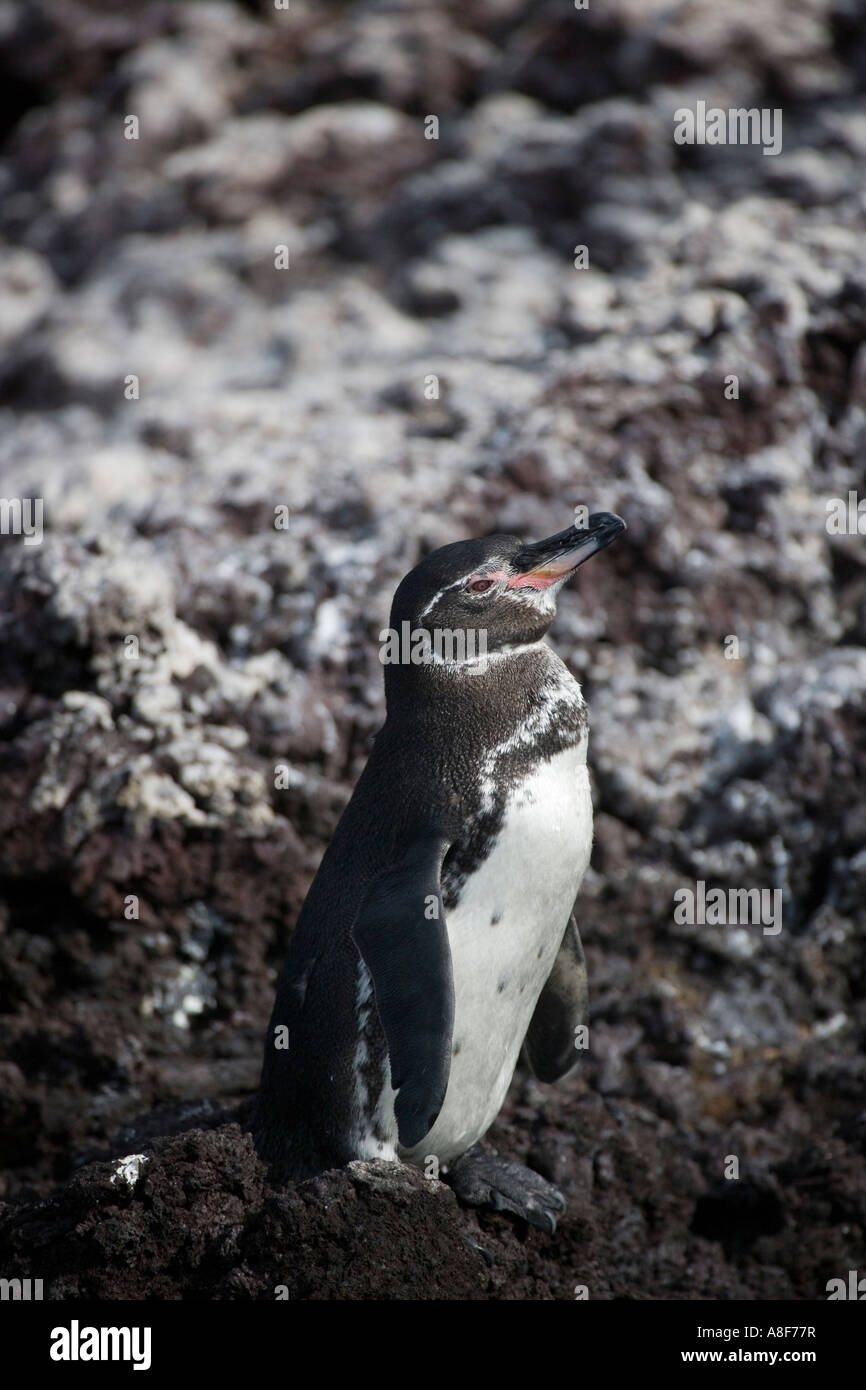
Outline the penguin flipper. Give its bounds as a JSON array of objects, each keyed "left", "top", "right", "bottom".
[
  {"left": 524, "top": 914, "right": 588, "bottom": 1083},
  {"left": 351, "top": 833, "right": 454, "bottom": 1150}
]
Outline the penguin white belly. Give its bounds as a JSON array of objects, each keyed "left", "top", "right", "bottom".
[{"left": 400, "top": 740, "right": 593, "bottom": 1168}]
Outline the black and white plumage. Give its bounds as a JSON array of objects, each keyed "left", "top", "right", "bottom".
[{"left": 253, "top": 513, "right": 625, "bottom": 1224}]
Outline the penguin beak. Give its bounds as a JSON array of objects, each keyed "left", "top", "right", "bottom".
[{"left": 511, "top": 512, "right": 626, "bottom": 587}]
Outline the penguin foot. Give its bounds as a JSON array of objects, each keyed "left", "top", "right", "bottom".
[{"left": 446, "top": 1145, "right": 566, "bottom": 1234}]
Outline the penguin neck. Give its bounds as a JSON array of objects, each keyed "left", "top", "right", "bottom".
[
  {"left": 383, "top": 640, "right": 586, "bottom": 745},
  {"left": 384, "top": 636, "right": 540, "bottom": 696}
]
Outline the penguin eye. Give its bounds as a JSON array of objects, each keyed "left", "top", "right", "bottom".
[{"left": 467, "top": 577, "right": 496, "bottom": 593}]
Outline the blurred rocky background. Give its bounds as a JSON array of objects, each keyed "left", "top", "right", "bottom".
[{"left": 0, "top": 0, "right": 865, "bottom": 1298}]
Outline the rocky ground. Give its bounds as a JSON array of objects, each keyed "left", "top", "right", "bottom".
[{"left": 0, "top": 0, "right": 865, "bottom": 1299}]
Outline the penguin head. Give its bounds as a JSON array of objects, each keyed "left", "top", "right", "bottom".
[{"left": 388, "top": 512, "right": 625, "bottom": 668}]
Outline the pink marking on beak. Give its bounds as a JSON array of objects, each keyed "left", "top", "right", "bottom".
[
  {"left": 508, "top": 552, "right": 581, "bottom": 589},
  {"left": 507, "top": 571, "right": 558, "bottom": 590}
]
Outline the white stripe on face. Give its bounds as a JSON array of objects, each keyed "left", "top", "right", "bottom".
[{"left": 417, "top": 566, "right": 506, "bottom": 620}]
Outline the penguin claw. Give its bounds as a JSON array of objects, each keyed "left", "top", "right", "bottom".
[
  {"left": 461, "top": 1234, "right": 495, "bottom": 1266},
  {"left": 446, "top": 1146, "right": 566, "bottom": 1234},
  {"left": 491, "top": 1190, "right": 558, "bottom": 1233}
]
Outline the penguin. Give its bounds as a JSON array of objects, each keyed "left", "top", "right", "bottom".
[{"left": 253, "top": 511, "right": 626, "bottom": 1230}]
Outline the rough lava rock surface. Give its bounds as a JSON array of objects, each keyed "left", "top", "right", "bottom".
[{"left": 0, "top": 0, "right": 865, "bottom": 1298}]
